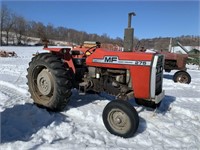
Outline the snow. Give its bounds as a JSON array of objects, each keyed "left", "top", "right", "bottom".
[{"left": 0, "top": 46, "right": 200, "bottom": 149}]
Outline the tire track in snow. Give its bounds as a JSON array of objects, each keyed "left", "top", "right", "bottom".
[
  {"left": 0, "top": 81, "right": 32, "bottom": 110},
  {"left": 171, "top": 97, "right": 200, "bottom": 120},
  {"left": 136, "top": 96, "right": 200, "bottom": 149},
  {"left": 63, "top": 105, "right": 108, "bottom": 144},
  {"left": 159, "top": 97, "right": 200, "bottom": 148}
]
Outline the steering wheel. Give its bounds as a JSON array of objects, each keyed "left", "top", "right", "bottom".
[{"left": 84, "top": 45, "right": 98, "bottom": 56}]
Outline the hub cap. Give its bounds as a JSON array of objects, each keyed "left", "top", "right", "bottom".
[
  {"left": 37, "top": 69, "right": 53, "bottom": 96},
  {"left": 177, "top": 74, "right": 188, "bottom": 83},
  {"left": 108, "top": 108, "right": 131, "bottom": 134}
]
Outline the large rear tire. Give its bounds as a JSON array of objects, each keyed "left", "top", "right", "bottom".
[
  {"left": 102, "top": 100, "right": 139, "bottom": 138},
  {"left": 27, "top": 53, "right": 72, "bottom": 111}
]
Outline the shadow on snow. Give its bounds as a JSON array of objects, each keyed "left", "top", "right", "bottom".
[
  {"left": 163, "top": 74, "right": 173, "bottom": 81},
  {"left": 158, "top": 95, "right": 176, "bottom": 115},
  {"left": 1, "top": 103, "right": 70, "bottom": 143}
]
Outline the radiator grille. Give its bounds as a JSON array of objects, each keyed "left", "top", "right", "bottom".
[{"left": 155, "top": 55, "right": 164, "bottom": 95}]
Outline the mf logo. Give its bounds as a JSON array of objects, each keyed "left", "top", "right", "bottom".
[{"left": 104, "top": 56, "right": 118, "bottom": 63}]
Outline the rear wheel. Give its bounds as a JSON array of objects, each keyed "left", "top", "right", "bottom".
[
  {"left": 27, "top": 53, "right": 72, "bottom": 111},
  {"left": 173, "top": 71, "right": 191, "bottom": 84},
  {"left": 102, "top": 100, "right": 139, "bottom": 138}
]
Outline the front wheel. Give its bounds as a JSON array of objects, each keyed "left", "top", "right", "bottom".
[
  {"left": 173, "top": 71, "right": 191, "bottom": 84},
  {"left": 102, "top": 100, "right": 139, "bottom": 138}
]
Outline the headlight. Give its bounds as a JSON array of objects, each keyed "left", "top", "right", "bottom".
[{"left": 85, "top": 51, "right": 91, "bottom": 56}]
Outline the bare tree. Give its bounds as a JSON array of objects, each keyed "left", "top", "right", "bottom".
[
  {"left": 0, "top": 4, "right": 10, "bottom": 46},
  {"left": 12, "top": 15, "right": 27, "bottom": 45},
  {"left": 4, "top": 13, "right": 15, "bottom": 45},
  {"left": 46, "top": 23, "right": 56, "bottom": 40},
  {"left": 115, "top": 37, "right": 124, "bottom": 47},
  {"left": 36, "top": 22, "right": 47, "bottom": 42}
]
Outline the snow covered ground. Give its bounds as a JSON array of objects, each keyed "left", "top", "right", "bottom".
[{"left": 0, "top": 46, "right": 200, "bottom": 150}]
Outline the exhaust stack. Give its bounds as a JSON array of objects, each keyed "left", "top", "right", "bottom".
[{"left": 124, "top": 12, "right": 136, "bottom": 52}]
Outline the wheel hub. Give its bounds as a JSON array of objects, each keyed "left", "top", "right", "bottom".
[
  {"left": 37, "top": 69, "right": 53, "bottom": 96},
  {"left": 113, "top": 112, "right": 126, "bottom": 126},
  {"left": 108, "top": 108, "right": 131, "bottom": 134},
  {"left": 178, "top": 75, "right": 188, "bottom": 83}
]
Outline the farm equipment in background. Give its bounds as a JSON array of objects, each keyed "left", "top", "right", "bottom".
[
  {"left": 136, "top": 38, "right": 192, "bottom": 84},
  {"left": 0, "top": 50, "right": 17, "bottom": 57},
  {"left": 27, "top": 12, "right": 165, "bottom": 138},
  {"left": 159, "top": 39, "right": 191, "bottom": 84}
]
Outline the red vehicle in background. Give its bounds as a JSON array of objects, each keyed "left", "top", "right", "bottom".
[{"left": 161, "top": 40, "right": 191, "bottom": 84}]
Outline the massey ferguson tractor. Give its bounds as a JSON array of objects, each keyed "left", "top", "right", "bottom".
[{"left": 27, "top": 12, "right": 165, "bottom": 138}]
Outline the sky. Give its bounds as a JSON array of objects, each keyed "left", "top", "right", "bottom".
[{"left": 1, "top": 0, "right": 200, "bottom": 39}]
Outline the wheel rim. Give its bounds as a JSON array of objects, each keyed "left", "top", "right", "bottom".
[
  {"left": 177, "top": 74, "right": 188, "bottom": 83},
  {"left": 37, "top": 69, "right": 54, "bottom": 96},
  {"left": 32, "top": 66, "right": 54, "bottom": 102},
  {"left": 107, "top": 108, "right": 131, "bottom": 134}
]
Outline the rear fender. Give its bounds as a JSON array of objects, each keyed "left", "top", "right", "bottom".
[
  {"left": 43, "top": 47, "right": 71, "bottom": 53},
  {"left": 43, "top": 47, "right": 76, "bottom": 73}
]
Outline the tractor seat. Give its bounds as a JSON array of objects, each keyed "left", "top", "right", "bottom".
[
  {"left": 72, "top": 58, "right": 86, "bottom": 66},
  {"left": 70, "top": 50, "right": 86, "bottom": 66}
]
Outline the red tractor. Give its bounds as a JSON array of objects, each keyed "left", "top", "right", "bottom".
[
  {"left": 27, "top": 12, "right": 165, "bottom": 138},
  {"left": 161, "top": 40, "right": 191, "bottom": 84}
]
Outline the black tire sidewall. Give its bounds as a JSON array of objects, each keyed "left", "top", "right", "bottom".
[
  {"left": 102, "top": 100, "right": 139, "bottom": 138},
  {"left": 27, "top": 53, "right": 72, "bottom": 111},
  {"left": 28, "top": 56, "right": 56, "bottom": 106},
  {"left": 173, "top": 71, "right": 191, "bottom": 84}
]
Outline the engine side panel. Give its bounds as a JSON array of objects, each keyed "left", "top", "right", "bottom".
[{"left": 86, "top": 48, "right": 154, "bottom": 99}]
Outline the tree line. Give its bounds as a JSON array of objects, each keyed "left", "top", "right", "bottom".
[
  {"left": 139, "top": 36, "right": 199, "bottom": 51},
  {"left": 0, "top": 4, "right": 124, "bottom": 46},
  {"left": 0, "top": 4, "right": 199, "bottom": 50}
]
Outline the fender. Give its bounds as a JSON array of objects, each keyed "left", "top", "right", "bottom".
[{"left": 43, "top": 47, "right": 76, "bottom": 73}]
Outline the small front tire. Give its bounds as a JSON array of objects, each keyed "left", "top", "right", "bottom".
[
  {"left": 102, "top": 100, "right": 139, "bottom": 138},
  {"left": 173, "top": 71, "right": 191, "bottom": 84}
]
